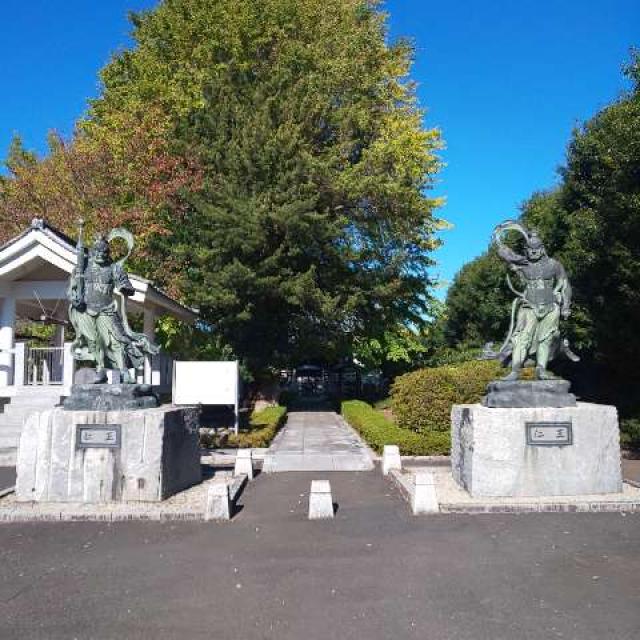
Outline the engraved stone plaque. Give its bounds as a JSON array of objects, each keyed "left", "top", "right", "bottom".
[
  {"left": 526, "top": 421, "right": 572, "bottom": 446},
  {"left": 76, "top": 424, "right": 122, "bottom": 449}
]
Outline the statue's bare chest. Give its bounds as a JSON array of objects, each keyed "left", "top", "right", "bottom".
[
  {"left": 85, "top": 265, "right": 115, "bottom": 299},
  {"left": 520, "top": 259, "right": 557, "bottom": 282}
]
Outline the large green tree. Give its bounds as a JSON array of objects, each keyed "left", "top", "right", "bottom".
[{"left": 84, "top": 0, "right": 444, "bottom": 370}]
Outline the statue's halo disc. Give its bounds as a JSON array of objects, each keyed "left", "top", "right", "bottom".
[
  {"left": 106, "top": 228, "right": 135, "bottom": 266},
  {"left": 492, "top": 220, "right": 530, "bottom": 249}
]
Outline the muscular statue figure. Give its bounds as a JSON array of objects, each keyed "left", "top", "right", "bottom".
[
  {"left": 67, "top": 222, "right": 159, "bottom": 384},
  {"left": 493, "top": 221, "right": 575, "bottom": 381}
]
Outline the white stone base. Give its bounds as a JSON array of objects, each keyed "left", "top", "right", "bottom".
[
  {"left": 451, "top": 403, "right": 622, "bottom": 498},
  {"left": 205, "top": 480, "right": 231, "bottom": 520},
  {"left": 308, "top": 479, "right": 334, "bottom": 519},
  {"left": 16, "top": 406, "right": 201, "bottom": 503},
  {"left": 412, "top": 471, "right": 439, "bottom": 514},
  {"left": 382, "top": 445, "right": 402, "bottom": 476},
  {"left": 234, "top": 449, "right": 254, "bottom": 480}
]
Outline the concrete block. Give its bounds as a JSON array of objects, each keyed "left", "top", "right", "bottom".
[
  {"left": 308, "top": 479, "right": 334, "bottom": 519},
  {"left": 382, "top": 445, "right": 401, "bottom": 476},
  {"left": 234, "top": 448, "right": 254, "bottom": 480},
  {"left": 15, "top": 406, "right": 201, "bottom": 503},
  {"left": 412, "top": 471, "right": 439, "bottom": 514},
  {"left": 205, "top": 481, "right": 231, "bottom": 521},
  {"left": 451, "top": 403, "right": 622, "bottom": 498}
]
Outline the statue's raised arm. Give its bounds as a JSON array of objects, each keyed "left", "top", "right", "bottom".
[{"left": 492, "top": 220, "right": 529, "bottom": 267}]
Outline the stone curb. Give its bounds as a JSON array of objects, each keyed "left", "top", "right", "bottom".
[
  {"left": 439, "top": 501, "right": 640, "bottom": 514},
  {"left": 388, "top": 469, "right": 429, "bottom": 513},
  {"left": 388, "top": 468, "right": 640, "bottom": 515},
  {"left": 0, "top": 475, "right": 248, "bottom": 524},
  {"left": 335, "top": 414, "right": 377, "bottom": 467},
  {"left": 0, "top": 486, "right": 15, "bottom": 499}
]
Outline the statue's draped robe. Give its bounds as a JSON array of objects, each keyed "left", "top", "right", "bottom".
[
  {"left": 68, "top": 261, "right": 158, "bottom": 372},
  {"left": 498, "top": 246, "right": 571, "bottom": 366}
]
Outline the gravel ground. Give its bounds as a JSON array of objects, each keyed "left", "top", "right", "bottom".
[
  {"left": 0, "top": 468, "right": 243, "bottom": 521},
  {"left": 400, "top": 464, "right": 640, "bottom": 512}
]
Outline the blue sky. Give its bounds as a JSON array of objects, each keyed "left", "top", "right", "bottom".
[{"left": 1, "top": 0, "right": 638, "bottom": 294}]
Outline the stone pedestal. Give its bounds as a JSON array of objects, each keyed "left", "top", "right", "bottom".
[
  {"left": 16, "top": 405, "right": 201, "bottom": 503},
  {"left": 483, "top": 379, "right": 576, "bottom": 408},
  {"left": 63, "top": 382, "right": 159, "bottom": 411},
  {"left": 451, "top": 403, "right": 622, "bottom": 498}
]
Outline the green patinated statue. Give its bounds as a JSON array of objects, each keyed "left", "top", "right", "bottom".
[
  {"left": 67, "top": 221, "right": 159, "bottom": 384},
  {"left": 492, "top": 221, "right": 578, "bottom": 381}
]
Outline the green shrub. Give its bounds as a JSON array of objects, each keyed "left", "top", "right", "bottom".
[
  {"left": 341, "top": 400, "right": 450, "bottom": 455},
  {"left": 621, "top": 418, "right": 640, "bottom": 451},
  {"left": 226, "top": 406, "right": 287, "bottom": 448},
  {"left": 391, "top": 360, "right": 504, "bottom": 433}
]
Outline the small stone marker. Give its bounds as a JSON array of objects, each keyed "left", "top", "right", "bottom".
[
  {"left": 412, "top": 471, "right": 439, "bottom": 515},
  {"left": 234, "top": 449, "right": 254, "bottom": 480},
  {"left": 308, "top": 480, "right": 334, "bottom": 520},
  {"left": 205, "top": 480, "right": 231, "bottom": 521},
  {"left": 382, "top": 445, "right": 402, "bottom": 476}
]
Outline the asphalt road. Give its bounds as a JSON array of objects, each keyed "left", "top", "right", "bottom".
[
  {"left": 1, "top": 470, "right": 639, "bottom": 640},
  {"left": 0, "top": 466, "right": 16, "bottom": 491}
]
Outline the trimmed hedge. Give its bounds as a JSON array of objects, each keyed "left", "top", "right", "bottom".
[
  {"left": 227, "top": 405, "right": 287, "bottom": 448},
  {"left": 342, "top": 400, "right": 450, "bottom": 455},
  {"left": 391, "top": 360, "right": 504, "bottom": 433}
]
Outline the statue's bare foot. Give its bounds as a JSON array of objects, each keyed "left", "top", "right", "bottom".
[
  {"left": 502, "top": 370, "right": 520, "bottom": 382},
  {"left": 535, "top": 367, "right": 554, "bottom": 380},
  {"left": 94, "top": 369, "right": 108, "bottom": 384}
]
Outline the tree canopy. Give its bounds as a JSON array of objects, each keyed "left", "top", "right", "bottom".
[
  {"left": 444, "top": 52, "right": 640, "bottom": 408},
  {"left": 1, "top": 0, "right": 444, "bottom": 372}
]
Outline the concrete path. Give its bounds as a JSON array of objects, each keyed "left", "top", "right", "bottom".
[{"left": 263, "top": 411, "right": 374, "bottom": 472}]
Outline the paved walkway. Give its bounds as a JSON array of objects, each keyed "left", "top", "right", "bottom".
[{"left": 262, "top": 411, "right": 374, "bottom": 472}]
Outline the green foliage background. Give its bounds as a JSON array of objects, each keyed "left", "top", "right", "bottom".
[
  {"left": 87, "top": 0, "right": 444, "bottom": 372},
  {"left": 443, "top": 53, "right": 640, "bottom": 417},
  {"left": 1, "top": 0, "right": 444, "bottom": 376}
]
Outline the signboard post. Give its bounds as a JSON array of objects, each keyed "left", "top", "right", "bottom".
[{"left": 172, "top": 361, "right": 240, "bottom": 433}]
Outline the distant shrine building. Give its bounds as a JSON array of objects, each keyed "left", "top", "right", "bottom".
[{"left": 0, "top": 219, "right": 196, "bottom": 461}]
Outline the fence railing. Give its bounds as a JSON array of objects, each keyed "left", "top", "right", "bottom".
[{"left": 24, "top": 346, "right": 65, "bottom": 385}]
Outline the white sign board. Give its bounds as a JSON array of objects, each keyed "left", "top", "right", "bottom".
[{"left": 172, "top": 361, "right": 239, "bottom": 406}]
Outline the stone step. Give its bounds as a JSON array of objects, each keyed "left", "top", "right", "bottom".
[
  {"left": 0, "top": 448, "right": 17, "bottom": 466},
  {"left": 9, "top": 394, "right": 63, "bottom": 403},
  {"left": 0, "top": 427, "right": 25, "bottom": 437},
  {"left": 0, "top": 424, "right": 24, "bottom": 433},
  {"left": 3, "top": 407, "right": 55, "bottom": 417}
]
